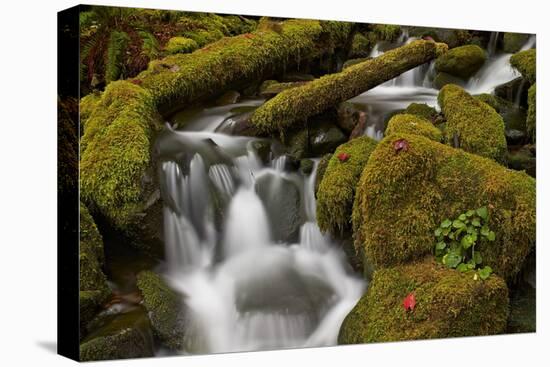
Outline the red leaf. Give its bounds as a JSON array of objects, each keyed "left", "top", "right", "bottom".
[
  {"left": 393, "top": 138, "right": 410, "bottom": 153},
  {"left": 337, "top": 152, "right": 350, "bottom": 162},
  {"left": 403, "top": 292, "right": 416, "bottom": 312}
]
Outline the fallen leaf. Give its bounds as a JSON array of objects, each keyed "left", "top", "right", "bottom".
[
  {"left": 337, "top": 152, "right": 350, "bottom": 162},
  {"left": 394, "top": 138, "right": 410, "bottom": 153},
  {"left": 403, "top": 292, "right": 416, "bottom": 312}
]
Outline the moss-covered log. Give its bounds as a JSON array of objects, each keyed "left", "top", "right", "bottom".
[
  {"left": 385, "top": 114, "right": 443, "bottom": 142},
  {"left": 352, "top": 133, "right": 535, "bottom": 279},
  {"left": 317, "top": 137, "right": 378, "bottom": 235},
  {"left": 438, "top": 84, "right": 507, "bottom": 162},
  {"left": 338, "top": 259, "right": 508, "bottom": 344},
  {"left": 510, "top": 48, "right": 536, "bottom": 84},
  {"left": 250, "top": 40, "right": 447, "bottom": 135}
]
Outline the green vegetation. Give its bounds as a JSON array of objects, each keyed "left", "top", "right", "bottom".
[
  {"left": 372, "top": 24, "right": 402, "bottom": 42},
  {"left": 527, "top": 84, "right": 536, "bottom": 141},
  {"left": 317, "top": 137, "right": 378, "bottom": 235},
  {"left": 385, "top": 114, "right": 442, "bottom": 142},
  {"left": 502, "top": 33, "right": 530, "bottom": 53},
  {"left": 433, "top": 207, "right": 495, "bottom": 280},
  {"left": 403, "top": 103, "right": 438, "bottom": 121},
  {"left": 435, "top": 44, "right": 486, "bottom": 79},
  {"left": 338, "top": 259, "right": 508, "bottom": 343},
  {"left": 510, "top": 49, "right": 536, "bottom": 84},
  {"left": 164, "top": 37, "right": 199, "bottom": 54},
  {"left": 251, "top": 40, "right": 447, "bottom": 136},
  {"left": 352, "top": 133, "right": 535, "bottom": 279},
  {"left": 438, "top": 84, "right": 507, "bottom": 162}
]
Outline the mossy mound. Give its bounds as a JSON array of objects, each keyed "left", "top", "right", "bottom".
[
  {"left": 338, "top": 259, "right": 508, "bottom": 344},
  {"left": 80, "top": 81, "right": 162, "bottom": 231},
  {"left": 435, "top": 45, "right": 486, "bottom": 79},
  {"left": 438, "top": 84, "right": 507, "bottom": 162},
  {"left": 317, "top": 137, "right": 378, "bottom": 235},
  {"left": 527, "top": 84, "right": 536, "bottom": 141},
  {"left": 510, "top": 49, "right": 536, "bottom": 84},
  {"left": 474, "top": 93, "right": 500, "bottom": 112},
  {"left": 385, "top": 114, "right": 442, "bottom": 142},
  {"left": 403, "top": 103, "right": 438, "bottom": 121},
  {"left": 352, "top": 133, "right": 535, "bottom": 279},
  {"left": 502, "top": 33, "right": 530, "bottom": 54},
  {"left": 408, "top": 27, "right": 472, "bottom": 49},
  {"left": 136, "top": 271, "right": 187, "bottom": 350},
  {"left": 164, "top": 37, "right": 199, "bottom": 54},
  {"left": 79, "top": 92, "right": 101, "bottom": 128}
]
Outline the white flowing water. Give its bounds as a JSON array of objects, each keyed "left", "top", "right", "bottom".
[{"left": 158, "top": 104, "right": 365, "bottom": 354}]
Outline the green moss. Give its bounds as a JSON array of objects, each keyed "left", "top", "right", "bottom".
[
  {"left": 510, "top": 49, "right": 536, "bottom": 84},
  {"left": 79, "top": 92, "right": 101, "bottom": 128},
  {"left": 317, "top": 137, "right": 378, "bottom": 235},
  {"left": 80, "top": 81, "right": 161, "bottom": 230},
  {"left": 164, "top": 37, "right": 199, "bottom": 54},
  {"left": 439, "top": 84, "right": 507, "bottom": 162},
  {"left": 372, "top": 24, "right": 402, "bottom": 42},
  {"left": 435, "top": 44, "right": 486, "bottom": 79},
  {"left": 80, "top": 325, "right": 153, "bottom": 361},
  {"left": 338, "top": 259, "right": 509, "bottom": 344},
  {"left": 251, "top": 40, "right": 446, "bottom": 135},
  {"left": 105, "top": 31, "right": 131, "bottom": 83},
  {"left": 314, "top": 153, "right": 332, "bottom": 197},
  {"left": 136, "top": 271, "right": 186, "bottom": 350},
  {"left": 403, "top": 103, "right": 438, "bottom": 121},
  {"left": 502, "top": 33, "right": 530, "bottom": 54},
  {"left": 474, "top": 93, "right": 500, "bottom": 112},
  {"left": 352, "top": 133, "right": 535, "bottom": 279},
  {"left": 342, "top": 57, "right": 370, "bottom": 70},
  {"left": 385, "top": 114, "right": 442, "bottom": 142},
  {"left": 527, "top": 84, "right": 536, "bottom": 142},
  {"left": 350, "top": 33, "right": 372, "bottom": 58}
]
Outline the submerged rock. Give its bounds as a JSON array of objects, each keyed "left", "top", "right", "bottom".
[
  {"left": 435, "top": 44, "right": 486, "bottom": 79},
  {"left": 352, "top": 133, "right": 535, "bottom": 279},
  {"left": 338, "top": 259, "right": 509, "bottom": 344}
]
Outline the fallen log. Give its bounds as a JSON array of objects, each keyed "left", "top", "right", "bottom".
[{"left": 251, "top": 40, "right": 448, "bottom": 135}]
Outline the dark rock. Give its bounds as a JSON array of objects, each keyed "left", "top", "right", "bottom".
[
  {"left": 281, "top": 72, "right": 316, "bottom": 82},
  {"left": 507, "top": 282, "right": 536, "bottom": 334},
  {"left": 505, "top": 129, "right": 526, "bottom": 145},
  {"left": 215, "top": 90, "right": 241, "bottom": 106},
  {"left": 285, "top": 128, "right": 309, "bottom": 160},
  {"left": 433, "top": 71, "right": 466, "bottom": 89},
  {"left": 507, "top": 146, "right": 536, "bottom": 177},
  {"left": 337, "top": 102, "right": 366, "bottom": 133},
  {"left": 349, "top": 111, "right": 368, "bottom": 140},
  {"left": 495, "top": 77, "right": 530, "bottom": 107},
  {"left": 309, "top": 120, "right": 347, "bottom": 156},
  {"left": 300, "top": 159, "right": 314, "bottom": 175},
  {"left": 250, "top": 140, "right": 272, "bottom": 164},
  {"left": 259, "top": 81, "right": 309, "bottom": 99}
]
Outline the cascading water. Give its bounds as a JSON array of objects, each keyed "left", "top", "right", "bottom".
[{"left": 157, "top": 103, "right": 365, "bottom": 354}]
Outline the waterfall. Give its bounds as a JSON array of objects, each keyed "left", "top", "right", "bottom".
[
  {"left": 158, "top": 104, "right": 365, "bottom": 354},
  {"left": 487, "top": 32, "right": 500, "bottom": 57}
]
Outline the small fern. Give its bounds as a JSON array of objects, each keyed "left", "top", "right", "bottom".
[
  {"left": 138, "top": 30, "right": 160, "bottom": 60},
  {"left": 105, "top": 31, "right": 130, "bottom": 83}
]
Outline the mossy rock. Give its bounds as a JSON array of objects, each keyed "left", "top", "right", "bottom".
[
  {"left": 314, "top": 153, "right": 332, "bottom": 197},
  {"left": 165, "top": 37, "right": 199, "bottom": 54},
  {"left": 433, "top": 71, "right": 465, "bottom": 90},
  {"left": 439, "top": 84, "right": 507, "bottom": 162},
  {"left": 502, "top": 33, "right": 530, "bottom": 54},
  {"left": 385, "top": 114, "right": 443, "bottom": 142},
  {"left": 79, "top": 92, "right": 101, "bottom": 128},
  {"left": 352, "top": 133, "right": 535, "bottom": 279},
  {"left": 527, "top": 84, "right": 536, "bottom": 142},
  {"left": 403, "top": 103, "right": 438, "bottom": 122},
  {"left": 494, "top": 77, "right": 530, "bottom": 106},
  {"left": 473, "top": 93, "right": 500, "bottom": 112},
  {"left": 507, "top": 146, "right": 536, "bottom": 178},
  {"left": 136, "top": 271, "right": 188, "bottom": 350},
  {"left": 435, "top": 45, "right": 486, "bottom": 79},
  {"left": 309, "top": 120, "right": 347, "bottom": 156},
  {"left": 285, "top": 128, "right": 309, "bottom": 160},
  {"left": 338, "top": 259, "right": 509, "bottom": 344},
  {"left": 317, "top": 136, "right": 378, "bottom": 235},
  {"left": 80, "top": 307, "right": 154, "bottom": 361},
  {"left": 408, "top": 27, "right": 472, "bottom": 49},
  {"left": 510, "top": 49, "right": 536, "bottom": 84}
]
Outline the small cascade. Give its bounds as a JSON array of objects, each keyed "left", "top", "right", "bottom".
[{"left": 487, "top": 32, "right": 500, "bottom": 57}]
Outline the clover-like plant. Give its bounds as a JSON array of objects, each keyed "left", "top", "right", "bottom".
[{"left": 434, "top": 206, "right": 495, "bottom": 280}]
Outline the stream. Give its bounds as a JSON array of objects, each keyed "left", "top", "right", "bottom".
[{"left": 146, "top": 32, "right": 535, "bottom": 354}]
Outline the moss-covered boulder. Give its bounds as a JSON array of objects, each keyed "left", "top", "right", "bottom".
[
  {"left": 164, "top": 37, "right": 199, "bottom": 54},
  {"left": 435, "top": 45, "right": 486, "bottom": 79},
  {"left": 136, "top": 271, "right": 187, "bottom": 350},
  {"left": 473, "top": 93, "right": 500, "bottom": 112},
  {"left": 527, "top": 84, "right": 536, "bottom": 141},
  {"left": 438, "top": 84, "right": 507, "bottom": 162},
  {"left": 510, "top": 49, "right": 536, "bottom": 84},
  {"left": 408, "top": 27, "right": 472, "bottom": 49},
  {"left": 403, "top": 103, "right": 438, "bottom": 122},
  {"left": 502, "top": 33, "right": 530, "bottom": 54},
  {"left": 317, "top": 137, "right": 378, "bottom": 235},
  {"left": 352, "top": 133, "right": 535, "bottom": 279},
  {"left": 338, "top": 259, "right": 509, "bottom": 344},
  {"left": 79, "top": 92, "right": 101, "bottom": 128},
  {"left": 314, "top": 153, "right": 332, "bottom": 197},
  {"left": 385, "top": 114, "right": 442, "bottom": 142},
  {"left": 80, "top": 307, "right": 154, "bottom": 361}
]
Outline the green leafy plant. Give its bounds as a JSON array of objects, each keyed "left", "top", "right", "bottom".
[{"left": 434, "top": 206, "right": 495, "bottom": 280}]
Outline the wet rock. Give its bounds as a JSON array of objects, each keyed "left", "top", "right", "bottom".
[
  {"left": 80, "top": 307, "right": 155, "bottom": 361},
  {"left": 259, "top": 81, "right": 309, "bottom": 99},
  {"left": 433, "top": 71, "right": 466, "bottom": 89},
  {"left": 435, "top": 44, "right": 486, "bottom": 79},
  {"left": 216, "top": 110, "right": 261, "bottom": 136},
  {"left": 507, "top": 282, "right": 536, "bottom": 333},
  {"left": 215, "top": 90, "right": 241, "bottom": 106},
  {"left": 505, "top": 129, "right": 526, "bottom": 145},
  {"left": 408, "top": 27, "right": 472, "bottom": 49},
  {"left": 285, "top": 128, "right": 309, "bottom": 160},
  {"left": 309, "top": 119, "right": 347, "bottom": 156},
  {"left": 507, "top": 145, "right": 536, "bottom": 177},
  {"left": 281, "top": 72, "right": 316, "bottom": 82},
  {"left": 250, "top": 140, "right": 272, "bottom": 164},
  {"left": 255, "top": 173, "right": 303, "bottom": 243},
  {"left": 136, "top": 271, "right": 188, "bottom": 350},
  {"left": 337, "top": 102, "right": 367, "bottom": 133},
  {"left": 502, "top": 32, "right": 530, "bottom": 54},
  {"left": 314, "top": 154, "right": 332, "bottom": 198},
  {"left": 349, "top": 111, "right": 368, "bottom": 140},
  {"left": 300, "top": 159, "right": 314, "bottom": 175},
  {"left": 494, "top": 77, "right": 530, "bottom": 106}
]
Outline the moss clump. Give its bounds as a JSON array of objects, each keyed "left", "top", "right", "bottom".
[
  {"left": 80, "top": 81, "right": 161, "bottom": 230},
  {"left": 349, "top": 33, "right": 372, "bottom": 58},
  {"left": 338, "top": 259, "right": 509, "bottom": 344},
  {"left": 435, "top": 45, "right": 486, "bottom": 79},
  {"left": 502, "top": 33, "right": 530, "bottom": 54},
  {"left": 317, "top": 137, "right": 378, "bottom": 235},
  {"left": 372, "top": 24, "right": 402, "bottom": 42},
  {"left": 526, "top": 84, "right": 536, "bottom": 141},
  {"left": 474, "top": 93, "right": 500, "bottom": 112},
  {"left": 80, "top": 326, "right": 153, "bottom": 361},
  {"left": 385, "top": 114, "right": 442, "bottom": 142},
  {"left": 314, "top": 153, "right": 332, "bottom": 197},
  {"left": 403, "top": 103, "right": 438, "bottom": 121},
  {"left": 510, "top": 49, "right": 536, "bottom": 84},
  {"left": 251, "top": 40, "right": 447, "bottom": 135},
  {"left": 439, "top": 84, "right": 507, "bottom": 162},
  {"left": 164, "top": 37, "right": 199, "bottom": 54},
  {"left": 79, "top": 92, "right": 101, "bottom": 128},
  {"left": 352, "top": 133, "right": 535, "bottom": 279},
  {"left": 136, "top": 271, "right": 186, "bottom": 350}
]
